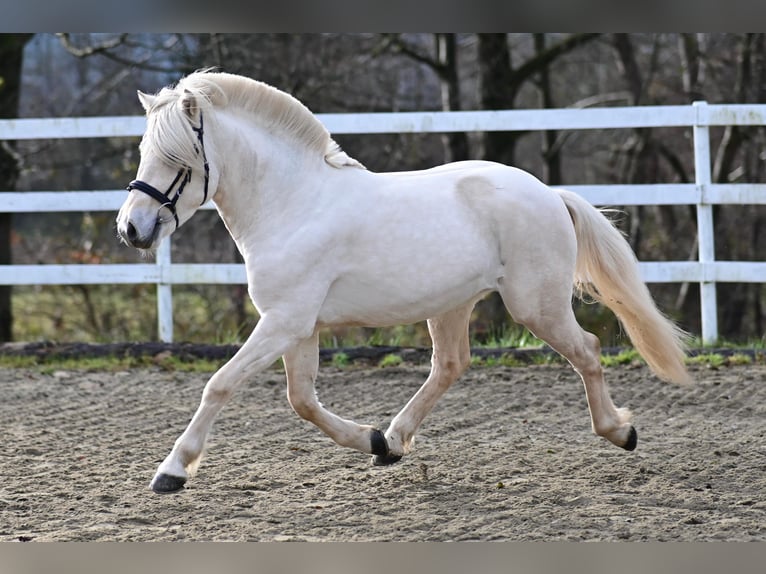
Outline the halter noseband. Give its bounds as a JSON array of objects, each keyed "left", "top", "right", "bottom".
[{"left": 127, "top": 112, "right": 210, "bottom": 229}]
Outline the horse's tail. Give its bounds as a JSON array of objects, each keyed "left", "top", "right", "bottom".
[{"left": 557, "top": 189, "right": 692, "bottom": 385}]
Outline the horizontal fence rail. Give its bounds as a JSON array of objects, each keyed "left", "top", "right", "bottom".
[
  {"left": 2, "top": 102, "right": 766, "bottom": 343},
  {"left": 3, "top": 104, "right": 764, "bottom": 138}
]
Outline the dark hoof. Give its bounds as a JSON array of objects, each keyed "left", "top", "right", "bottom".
[
  {"left": 622, "top": 426, "right": 638, "bottom": 451},
  {"left": 369, "top": 428, "right": 403, "bottom": 466},
  {"left": 372, "top": 453, "right": 403, "bottom": 466},
  {"left": 151, "top": 473, "right": 187, "bottom": 494},
  {"left": 369, "top": 428, "right": 389, "bottom": 456}
]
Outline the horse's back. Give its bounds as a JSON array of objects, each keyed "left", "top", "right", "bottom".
[
  {"left": 378, "top": 160, "right": 572, "bottom": 240},
  {"left": 378, "top": 160, "right": 562, "bottom": 207}
]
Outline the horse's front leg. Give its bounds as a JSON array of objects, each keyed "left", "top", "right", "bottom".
[
  {"left": 150, "top": 314, "right": 304, "bottom": 494},
  {"left": 284, "top": 332, "right": 393, "bottom": 457}
]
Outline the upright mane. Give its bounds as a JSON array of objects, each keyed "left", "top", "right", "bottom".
[{"left": 140, "top": 70, "right": 364, "bottom": 170}]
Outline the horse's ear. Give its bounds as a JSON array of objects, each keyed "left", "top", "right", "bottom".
[
  {"left": 180, "top": 89, "right": 197, "bottom": 120},
  {"left": 137, "top": 91, "right": 155, "bottom": 112}
]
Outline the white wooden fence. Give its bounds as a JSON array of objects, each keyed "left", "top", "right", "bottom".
[{"left": 2, "top": 102, "right": 766, "bottom": 344}]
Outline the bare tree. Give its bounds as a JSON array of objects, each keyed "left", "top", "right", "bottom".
[
  {"left": 478, "top": 33, "right": 600, "bottom": 166},
  {"left": 534, "top": 33, "right": 562, "bottom": 185},
  {"left": 0, "top": 34, "right": 34, "bottom": 341},
  {"left": 379, "top": 33, "right": 470, "bottom": 162}
]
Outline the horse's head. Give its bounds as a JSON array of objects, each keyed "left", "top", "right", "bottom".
[{"left": 117, "top": 87, "right": 215, "bottom": 250}]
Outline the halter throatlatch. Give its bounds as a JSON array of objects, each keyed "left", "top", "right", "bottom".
[{"left": 127, "top": 112, "right": 210, "bottom": 229}]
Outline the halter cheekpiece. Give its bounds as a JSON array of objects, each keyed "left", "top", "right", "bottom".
[{"left": 127, "top": 112, "right": 210, "bottom": 229}]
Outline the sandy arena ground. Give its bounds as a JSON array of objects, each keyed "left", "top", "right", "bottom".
[{"left": 2, "top": 360, "right": 764, "bottom": 541}]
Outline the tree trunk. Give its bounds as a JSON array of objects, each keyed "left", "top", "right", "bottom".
[
  {"left": 477, "top": 34, "right": 518, "bottom": 165},
  {"left": 534, "top": 34, "right": 562, "bottom": 185},
  {"left": 0, "top": 34, "right": 32, "bottom": 342},
  {"left": 678, "top": 33, "right": 705, "bottom": 100},
  {"left": 436, "top": 34, "right": 470, "bottom": 162}
]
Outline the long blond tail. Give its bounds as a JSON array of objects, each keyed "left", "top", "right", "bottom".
[{"left": 557, "top": 189, "right": 692, "bottom": 385}]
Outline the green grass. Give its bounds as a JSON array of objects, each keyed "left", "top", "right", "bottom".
[
  {"left": 331, "top": 351, "right": 350, "bottom": 368},
  {"left": 379, "top": 353, "right": 404, "bottom": 368},
  {"left": 686, "top": 353, "right": 727, "bottom": 369},
  {"left": 600, "top": 348, "right": 642, "bottom": 368},
  {"left": 726, "top": 352, "right": 753, "bottom": 365},
  {"left": 0, "top": 354, "right": 152, "bottom": 372},
  {"left": 470, "top": 354, "right": 525, "bottom": 368},
  {"left": 0, "top": 355, "right": 44, "bottom": 369},
  {"left": 0, "top": 353, "right": 226, "bottom": 373},
  {"left": 600, "top": 349, "right": 759, "bottom": 370},
  {"left": 468, "top": 323, "right": 544, "bottom": 349},
  {"left": 2, "top": 345, "right": 763, "bottom": 373}
]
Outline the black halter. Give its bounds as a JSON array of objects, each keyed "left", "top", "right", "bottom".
[{"left": 127, "top": 112, "right": 210, "bottom": 229}]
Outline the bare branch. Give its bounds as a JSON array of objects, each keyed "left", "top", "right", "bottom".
[
  {"left": 713, "top": 34, "right": 757, "bottom": 183},
  {"left": 56, "top": 33, "right": 188, "bottom": 74},
  {"left": 380, "top": 34, "right": 447, "bottom": 77},
  {"left": 511, "top": 33, "right": 601, "bottom": 93},
  {"left": 612, "top": 34, "right": 643, "bottom": 105},
  {"left": 56, "top": 33, "right": 128, "bottom": 57}
]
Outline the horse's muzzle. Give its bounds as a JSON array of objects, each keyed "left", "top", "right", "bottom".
[{"left": 118, "top": 218, "right": 160, "bottom": 250}]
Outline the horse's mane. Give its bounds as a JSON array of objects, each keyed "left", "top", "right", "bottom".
[{"left": 140, "top": 70, "right": 364, "bottom": 170}]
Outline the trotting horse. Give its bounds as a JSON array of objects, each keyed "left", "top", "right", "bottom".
[{"left": 116, "top": 70, "right": 691, "bottom": 494}]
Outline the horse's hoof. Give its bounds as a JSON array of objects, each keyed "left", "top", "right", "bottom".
[
  {"left": 622, "top": 426, "right": 638, "bottom": 451},
  {"left": 150, "top": 473, "right": 187, "bottom": 494},
  {"left": 372, "top": 452, "right": 403, "bottom": 466},
  {"left": 370, "top": 428, "right": 390, "bottom": 457},
  {"left": 369, "top": 428, "right": 403, "bottom": 465}
]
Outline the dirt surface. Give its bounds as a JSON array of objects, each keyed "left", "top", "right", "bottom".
[{"left": 2, "top": 360, "right": 764, "bottom": 541}]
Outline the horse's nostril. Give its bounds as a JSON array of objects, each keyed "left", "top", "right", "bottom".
[{"left": 126, "top": 222, "right": 138, "bottom": 243}]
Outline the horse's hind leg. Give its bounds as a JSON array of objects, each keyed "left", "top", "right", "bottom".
[
  {"left": 501, "top": 282, "right": 636, "bottom": 450},
  {"left": 372, "top": 302, "right": 474, "bottom": 465},
  {"left": 283, "top": 332, "right": 396, "bottom": 456}
]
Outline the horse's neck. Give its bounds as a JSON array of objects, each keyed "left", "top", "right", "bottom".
[{"left": 210, "top": 118, "right": 345, "bottom": 250}]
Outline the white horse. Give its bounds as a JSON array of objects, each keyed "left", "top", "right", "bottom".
[{"left": 116, "top": 71, "right": 691, "bottom": 494}]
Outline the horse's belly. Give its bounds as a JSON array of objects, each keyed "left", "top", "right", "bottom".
[{"left": 316, "top": 271, "right": 497, "bottom": 327}]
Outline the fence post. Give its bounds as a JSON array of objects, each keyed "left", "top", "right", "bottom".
[
  {"left": 693, "top": 101, "right": 718, "bottom": 345},
  {"left": 156, "top": 237, "right": 173, "bottom": 343}
]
